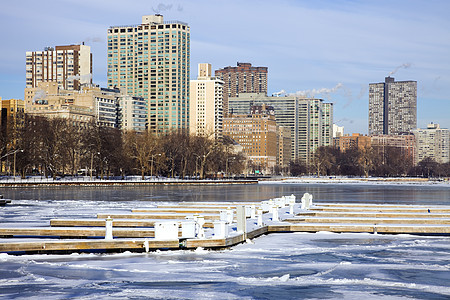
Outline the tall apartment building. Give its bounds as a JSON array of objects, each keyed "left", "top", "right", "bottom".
[
  {"left": 189, "top": 63, "right": 224, "bottom": 139},
  {"left": 26, "top": 44, "right": 92, "bottom": 91},
  {"left": 369, "top": 76, "right": 417, "bottom": 135},
  {"left": 228, "top": 93, "right": 333, "bottom": 164},
  {"left": 412, "top": 123, "right": 449, "bottom": 164},
  {"left": 107, "top": 14, "right": 190, "bottom": 133},
  {"left": 215, "top": 62, "right": 267, "bottom": 115},
  {"left": 223, "top": 104, "right": 278, "bottom": 174}
]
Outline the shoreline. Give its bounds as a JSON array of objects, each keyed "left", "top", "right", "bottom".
[
  {"left": 0, "top": 178, "right": 258, "bottom": 188},
  {"left": 260, "top": 176, "right": 450, "bottom": 186},
  {"left": 0, "top": 176, "right": 448, "bottom": 187}
]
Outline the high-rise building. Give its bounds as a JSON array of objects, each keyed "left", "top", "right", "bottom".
[
  {"left": 369, "top": 76, "right": 417, "bottom": 135},
  {"left": 412, "top": 123, "right": 449, "bottom": 164},
  {"left": 228, "top": 93, "right": 333, "bottom": 164},
  {"left": 26, "top": 44, "right": 92, "bottom": 91},
  {"left": 189, "top": 63, "right": 223, "bottom": 139},
  {"left": 223, "top": 104, "right": 278, "bottom": 174},
  {"left": 215, "top": 62, "right": 267, "bottom": 115},
  {"left": 107, "top": 14, "right": 190, "bottom": 134}
]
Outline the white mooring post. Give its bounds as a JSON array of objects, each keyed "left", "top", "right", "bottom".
[
  {"left": 289, "top": 202, "right": 294, "bottom": 215},
  {"left": 197, "top": 216, "right": 205, "bottom": 239},
  {"left": 257, "top": 208, "right": 263, "bottom": 226},
  {"left": 226, "top": 207, "right": 234, "bottom": 224},
  {"left": 250, "top": 205, "right": 256, "bottom": 219},
  {"left": 272, "top": 205, "right": 279, "bottom": 221},
  {"left": 236, "top": 205, "right": 246, "bottom": 233},
  {"left": 105, "top": 216, "right": 113, "bottom": 240}
]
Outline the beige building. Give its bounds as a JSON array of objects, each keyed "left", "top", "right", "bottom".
[
  {"left": 0, "top": 97, "right": 25, "bottom": 142},
  {"left": 107, "top": 15, "right": 190, "bottom": 134},
  {"left": 334, "top": 133, "right": 371, "bottom": 152},
  {"left": 277, "top": 125, "right": 292, "bottom": 169},
  {"left": 370, "top": 134, "right": 416, "bottom": 165},
  {"left": 229, "top": 93, "right": 333, "bottom": 164},
  {"left": 26, "top": 44, "right": 92, "bottom": 91},
  {"left": 189, "top": 63, "right": 223, "bottom": 139},
  {"left": 412, "top": 123, "right": 449, "bottom": 164},
  {"left": 24, "top": 82, "right": 122, "bottom": 127},
  {"left": 223, "top": 105, "right": 278, "bottom": 174}
]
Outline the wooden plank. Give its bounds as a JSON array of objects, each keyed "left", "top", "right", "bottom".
[
  {"left": 311, "top": 207, "right": 450, "bottom": 213},
  {"left": 297, "top": 212, "right": 450, "bottom": 218},
  {"left": 0, "top": 239, "right": 179, "bottom": 253},
  {"left": 97, "top": 213, "right": 221, "bottom": 221},
  {"left": 0, "top": 227, "right": 158, "bottom": 238},
  {"left": 132, "top": 208, "right": 223, "bottom": 214},
  {"left": 317, "top": 203, "right": 450, "bottom": 209},
  {"left": 246, "top": 226, "right": 269, "bottom": 239},
  {"left": 50, "top": 219, "right": 215, "bottom": 228},
  {"left": 285, "top": 217, "right": 450, "bottom": 225}
]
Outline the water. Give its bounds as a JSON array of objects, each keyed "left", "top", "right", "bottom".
[{"left": 1, "top": 183, "right": 449, "bottom": 299}]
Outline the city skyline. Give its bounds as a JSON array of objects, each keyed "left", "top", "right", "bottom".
[{"left": 1, "top": 0, "right": 449, "bottom": 134}]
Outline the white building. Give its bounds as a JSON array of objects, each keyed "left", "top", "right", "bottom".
[
  {"left": 26, "top": 44, "right": 92, "bottom": 91},
  {"left": 412, "top": 123, "right": 449, "bottom": 164},
  {"left": 189, "top": 63, "right": 224, "bottom": 139}
]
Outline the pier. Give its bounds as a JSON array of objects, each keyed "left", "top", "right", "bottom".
[{"left": 1, "top": 194, "right": 450, "bottom": 254}]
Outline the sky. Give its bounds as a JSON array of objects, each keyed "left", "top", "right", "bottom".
[{"left": 1, "top": 0, "right": 449, "bottom": 134}]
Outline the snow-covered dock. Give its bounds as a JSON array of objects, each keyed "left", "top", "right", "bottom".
[{"left": 1, "top": 194, "right": 450, "bottom": 254}]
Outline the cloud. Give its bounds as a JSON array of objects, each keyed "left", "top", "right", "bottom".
[{"left": 289, "top": 83, "right": 343, "bottom": 98}]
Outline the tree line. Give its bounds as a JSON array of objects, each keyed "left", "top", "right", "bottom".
[
  {"left": 290, "top": 146, "right": 450, "bottom": 178},
  {"left": 1, "top": 114, "right": 448, "bottom": 179},
  {"left": 0, "top": 115, "right": 245, "bottom": 179}
]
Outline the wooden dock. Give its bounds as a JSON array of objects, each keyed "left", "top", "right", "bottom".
[{"left": 1, "top": 198, "right": 450, "bottom": 254}]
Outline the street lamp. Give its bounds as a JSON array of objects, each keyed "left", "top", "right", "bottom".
[
  {"left": 90, "top": 152, "right": 100, "bottom": 180},
  {"left": 1, "top": 149, "right": 23, "bottom": 178},
  {"left": 226, "top": 157, "right": 235, "bottom": 179}
]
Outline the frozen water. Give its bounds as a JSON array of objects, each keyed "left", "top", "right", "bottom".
[{"left": 0, "top": 183, "right": 449, "bottom": 299}]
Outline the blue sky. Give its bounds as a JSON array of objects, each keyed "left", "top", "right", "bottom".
[{"left": 1, "top": 0, "right": 449, "bottom": 134}]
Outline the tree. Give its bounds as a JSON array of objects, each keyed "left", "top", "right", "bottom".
[
  {"left": 358, "top": 146, "right": 375, "bottom": 178},
  {"left": 312, "top": 146, "right": 336, "bottom": 177},
  {"left": 123, "top": 130, "right": 158, "bottom": 179}
]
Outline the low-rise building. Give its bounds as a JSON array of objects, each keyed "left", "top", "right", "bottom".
[
  {"left": 412, "top": 123, "right": 449, "bottom": 164},
  {"left": 334, "top": 133, "right": 371, "bottom": 152},
  {"left": 370, "top": 134, "right": 416, "bottom": 164}
]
